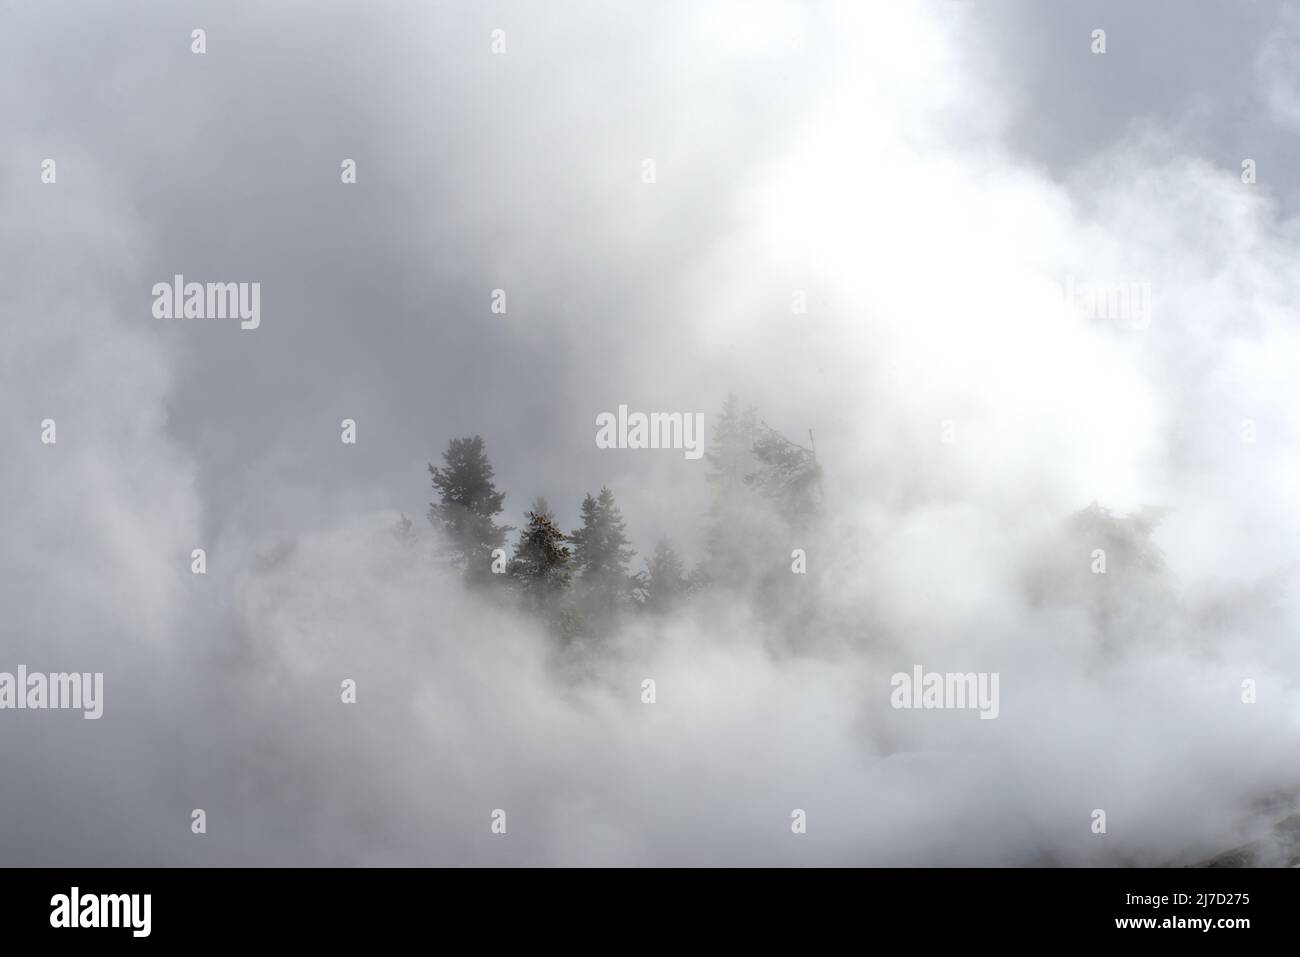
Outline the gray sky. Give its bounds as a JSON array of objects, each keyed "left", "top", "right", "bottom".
[
  {"left": 6, "top": 0, "right": 1300, "bottom": 549},
  {"left": 3, "top": 0, "right": 1300, "bottom": 865}
]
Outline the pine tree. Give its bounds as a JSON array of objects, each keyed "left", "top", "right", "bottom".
[
  {"left": 569, "top": 486, "right": 636, "bottom": 623},
  {"left": 641, "top": 538, "right": 688, "bottom": 614},
  {"left": 705, "top": 395, "right": 761, "bottom": 497},
  {"left": 506, "top": 498, "right": 573, "bottom": 614},
  {"left": 391, "top": 513, "right": 417, "bottom": 547},
  {"left": 1025, "top": 501, "right": 1176, "bottom": 647},
  {"left": 703, "top": 395, "right": 765, "bottom": 588},
  {"left": 428, "top": 436, "right": 510, "bottom": 586},
  {"left": 747, "top": 423, "right": 822, "bottom": 528}
]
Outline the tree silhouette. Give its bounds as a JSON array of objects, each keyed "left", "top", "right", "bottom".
[
  {"left": 507, "top": 498, "right": 574, "bottom": 616},
  {"left": 640, "top": 538, "right": 688, "bottom": 614},
  {"left": 570, "top": 486, "right": 636, "bottom": 626},
  {"left": 428, "top": 435, "right": 510, "bottom": 587},
  {"left": 747, "top": 423, "right": 822, "bottom": 528},
  {"left": 703, "top": 395, "right": 764, "bottom": 589}
]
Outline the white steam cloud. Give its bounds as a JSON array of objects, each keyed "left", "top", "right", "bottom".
[{"left": 2, "top": 1, "right": 1298, "bottom": 865}]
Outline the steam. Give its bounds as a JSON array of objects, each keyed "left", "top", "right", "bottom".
[{"left": 2, "top": 0, "right": 1298, "bottom": 865}]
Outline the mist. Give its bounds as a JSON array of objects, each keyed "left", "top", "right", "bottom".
[{"left": 2, "top": 0, "right": 1299, "bottom": 866}]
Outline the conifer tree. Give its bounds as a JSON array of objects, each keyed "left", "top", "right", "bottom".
[
  {"left": 747, "top": 423, "right": 823, "bottom": 528},
  {"left": 704, "top": 395, "right": 765, "bottom": 588},
  {"left": 569, "top": 486, "right": 636, "bottom": 622},
  {"left": 428, "top": 436, "right": 510, "bottom": 586},
  {"left": 506, "top": 498, "right": 574, "bottom": 613},
  {"left": 705, "top": 395, "right": 761, "bottom": 496},
  {"left": 641, "top": 538, "right": 688, "bottom": 614}
]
